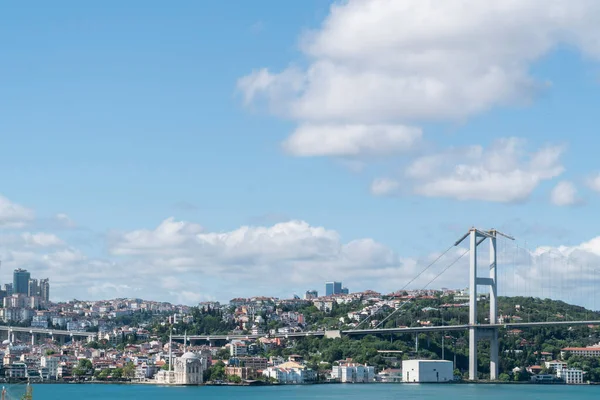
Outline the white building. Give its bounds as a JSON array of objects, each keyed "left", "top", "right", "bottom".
[
  {"left": 230, "top": 341, "right": 248, "bottom": 357},
  {"left": 557, "top": 368, "right": 584, "bottom": 384},
  {"left": 331, "top": 364, "right": 375, "bottom": 383},
  {"left": 377, "top": 368, "right": 402, "bottom": 383},
  {"left": 561, "top": 346, "right": 600, "bottom": 358},
  {"left": 262, "top": 361, "right": 316, "bottom": 384},
  {"left": 40, "top": 355, "right": 60, "bottom": 379},
  {"left": 402, "top": 360, "right": 453, "bottom": 383},
  {"left": 154, "top": 352, "right": 204, "bottom": 385},
  {"left": 545, "top": 360, "right": 568, "bottom": 371}
]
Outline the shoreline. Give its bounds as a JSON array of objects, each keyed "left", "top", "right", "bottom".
[{"left": 4, "top": 379, "right": 595, "bottom": 386}]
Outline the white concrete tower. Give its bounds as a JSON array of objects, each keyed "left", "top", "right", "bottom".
[{"left": 455, "top": 228, "right": 513, "bottom": 381}]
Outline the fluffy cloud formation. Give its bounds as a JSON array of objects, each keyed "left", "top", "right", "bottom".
[
  {"left": 239, "top": 0, "right": 600, "bottom": 155},
  {"left": 282, "top": 124, "right": 422, "bottom": 157},
  {"left": 550, "top": 181, "right": 579, "bottom": 206},
  {"left": 0, "top": 195, "right": 34, "bottom": 228},
  {"left": 375, "top": 138, "right": 564, "bottom": 202},
  {"left": 586, "top": 173, "right": 600, "bottom": 192},
  {"left": 2, "top": 194, "right": 600, "bottom": 306},
  {"left": 370, "top": 178, "right": 400, "bottom": 196}
]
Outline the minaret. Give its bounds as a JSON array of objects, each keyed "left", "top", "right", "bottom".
[{"left": 184, "top": 330, "right": 187, "bottom": 353}]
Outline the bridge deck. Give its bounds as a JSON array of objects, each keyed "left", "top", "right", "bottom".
[{"left": 175, "top": 320, "right": 600, "bottom": 341}]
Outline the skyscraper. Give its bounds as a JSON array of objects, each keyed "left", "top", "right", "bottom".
[
  {"left": 39, "top": 279, "right": 50, "bottom": 304},
  {"left": 28, "top": 278, "right": 39, "bottom": 297},
  {"left": 13, "top": 269, "right": 30, "bottom": 295},
  {"left": 325, "top": 281, "right": 342, "bottom": 296}
]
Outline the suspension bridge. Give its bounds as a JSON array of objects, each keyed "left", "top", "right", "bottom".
[{"left": 174, "top": 227, "right": 600, "bottom": 381}]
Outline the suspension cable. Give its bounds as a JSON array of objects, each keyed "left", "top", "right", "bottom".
[
  {"left": 372, "top": 248, "right": 470, "bottom": 330},
  {"left": 352, "top": 244, "right": 456, "bottom": 330}
]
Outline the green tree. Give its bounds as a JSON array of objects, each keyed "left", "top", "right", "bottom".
[
  {"left": 498, "top": 373, "right": 510, "bottom": 382},
  {"left": 209, "top": 361, "right": 226, "bottom": 381},
  {"left": 112, "top": 368, "right": 124, "bottom": 379},
  {"left": 73, "top": 358, "right": 93, "bottom": 377},
  {"left": 123, "top": 361, "right": 136, "bottom": 378}
]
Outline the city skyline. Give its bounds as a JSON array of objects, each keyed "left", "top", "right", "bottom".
[{"left": 3, "top": 1, "right": 600, "bottom": 306}]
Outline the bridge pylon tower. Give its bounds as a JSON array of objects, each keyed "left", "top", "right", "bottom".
[{"left": 455, "top": 227, "right": 514, "bottom": 381}]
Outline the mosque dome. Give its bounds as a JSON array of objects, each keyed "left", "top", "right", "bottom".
[{"left": 180, "top": 352, "right": 199, "bottom": 360}]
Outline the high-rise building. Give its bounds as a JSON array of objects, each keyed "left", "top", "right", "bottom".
[
  {"left": 13, "top": 269, "right": 30, "bottom": 295},
  {"left": 28, "top": 278, "right": 39, "bottom": 297},
  {"left": 325, "top": 281, "right": 342, "bottom": 296},
  {"left": 3, "top": 283, "right": 13, "bottom": 296},
  {"left": 304, "top": 290, "right": 318, "bottom": 300},
  {"left": 341, "top": 287, "right": 349, "bottom": 295},
  {"left": 39, "top": 279, "right": 50, "bottom": 304}
]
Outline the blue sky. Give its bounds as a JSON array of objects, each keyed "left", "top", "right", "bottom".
[{"left": 2, "top": 1, "right": 600, "bottom": 306}]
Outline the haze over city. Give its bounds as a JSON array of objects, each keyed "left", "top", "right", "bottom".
[{"left": 3, "top": 1, "right": 600, "bottom": 307}]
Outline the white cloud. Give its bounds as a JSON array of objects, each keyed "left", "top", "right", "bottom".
[
  {"left": 370, "top": 178, "right": 400, "bottom": 196},
  {"left": 0, "top": 195, "right": 34, "bottom": 228},
  {"left": 405, "top": 138, "right": 564, "bottom": 202},
  {"left": 0, "top": 209, "right": 599, "bottom": 307},
  {"left": 283, "top": 124, "right": 421, "bottom": 157},
  {"left": 108, "top": 217, "right": 203, "bottom": 255},
  {"left": 20, "top": 233, "right": 66, "bottom": 247},
  {"left": 550, "top": 181, "right": 579, "bottom": 206},
  {"left": 54, "top": 213, "right": 77, "bottom": 229},
  {"left": 0, "top": 233, "right": 66, "bottom": 249},
  {"left": 239, "top": 0, "right": 600, "bottom": 157},
  {"left": 586, "top": 173, "right": 600, "bottom": 192}
]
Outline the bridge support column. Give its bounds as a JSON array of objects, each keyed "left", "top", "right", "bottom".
[
  {"left": 456, "top": 228, "right": 513, "bottom": 381},
  {"left": 489, "top": 235, "right": 498, "bottom": 381},
  {"left": 468, "top": 230, "right": 478, "bottom": 380},
  {"left": 415, "top": 333, "right": 418, "bottom": 352}
]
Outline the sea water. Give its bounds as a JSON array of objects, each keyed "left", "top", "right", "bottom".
[{"left": 13, "top": 383, "right": 600, "bottom": 400}]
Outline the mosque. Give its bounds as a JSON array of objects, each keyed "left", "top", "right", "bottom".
[{"left": 154, "top": 334, "right": 204, "bottom": 385}]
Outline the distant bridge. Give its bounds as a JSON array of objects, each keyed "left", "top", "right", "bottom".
[
  {"left": 0, "top": 325, "right": 96, "bottom": 344},
  {"left": 174, "top": 320, "right": 600, "bottom": 342}
]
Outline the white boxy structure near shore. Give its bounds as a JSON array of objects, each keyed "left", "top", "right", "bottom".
[{"left": 402, "top": 360, "right": 453, "bottom": 383}]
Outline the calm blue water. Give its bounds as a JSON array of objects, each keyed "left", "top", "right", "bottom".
[{"left": 10, "top": 383, "right": 600, "bottom": 399}]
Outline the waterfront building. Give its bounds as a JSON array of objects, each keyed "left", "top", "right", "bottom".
[
  {"left": 262, "top": 361, "right": 316, "bottom": 384},
  {"left": 376, "top": 368, "right": 402, "bottom": 383},
  {"left": 154, "top": 352, "right": 204, "bottom": 385},
  {"left": 402, "top": 360, "right": 453, "bottom": 383},
  {"left": 325, "top": 282, "right": 342, "bottom": 296},
  {"left": 331, "top": 363, "right": 375, "bottom": 382},
  {"left": 41, "top": 355, "right": 60, "bottom": 379},
  {"left": 13, "top": 269, "right": 30, "bottom": 295},
  {"left": 531, "top": 374, "right": 560, "bottom": 383},
  {"left": 556, "top": 367, "right": 584, "bottom": 384}
]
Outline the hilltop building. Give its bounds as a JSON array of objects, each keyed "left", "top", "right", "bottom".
[
  {"left": 13, "top": 269, "right": 30, "bottom": 295},
  {"left": 325, "top": 282, "right": 342, "bottom": 296}
]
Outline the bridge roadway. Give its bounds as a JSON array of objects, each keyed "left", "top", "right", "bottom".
[
  {"left": 175, "top": 320, "right": 600, "bottom": 342},
  {"left": 0, "top": 325, "right": 96, "bottom": 338}
]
